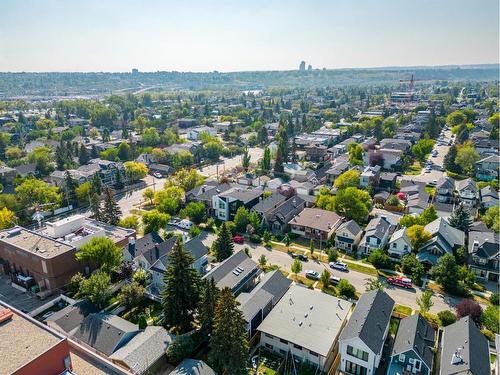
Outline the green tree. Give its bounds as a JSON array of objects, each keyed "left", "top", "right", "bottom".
[
  {"left": 180, "top": 202, "right": 206, "bottom": 224},
  {"left": 437, "top": 310, "right": 456, "bottom": 326},
  {"left": 365, "top": 278, "right": 385, "bottom": 292},
  {"left": 260, "top": 146, "right": 271, "bottom": 171},
  {"left": 203, "top": 141, "right": 223, "bottom": 160},
  {"left": 91, "top": 172, "right": 103, "bottom": 195},
  {"left": 199, "top": 278, "right": 219, "bottom": 337},
  {"left": 406, "top": 225, "right": 432, "bottom": 251},
  {"left": 429, "top": 253, "right": 460, "bottom": 293},
  {"left": 400, "top": 253, "right": 425, "bottom": 284},
  {"left": 141, "top": 127, "right": 160, "bottom": 146},
  {"left": 416, "top": 290, "right": 434, "bottom": 313},
  {"left": 64, "top": 171, "right": 78, "bottom": 205},
  {"left": 348, "top": 143, "right": 364, "bottom": 166},
  {"left": 337, "top": 279, "right": 356, "bottom": 299},
  {"left": 78, "top": 144, "right": 89, "bottom": 165},
  {"left": 75, "top": 181, "right": 92, "bottom": 205},
  {"left": 412, "top": 139, "right": 435, "bottom": 162},
  {"left": 124, "top": 161, "right": 148, "bottom": 182},
  {"left": 132, "top": 269, "right": 148, "bottom": 286},
  {"left": 283, "top": 233, "right": 291, "bottom": 250},
  {"left": 309, "top": 239, "right": 315, "bottom": 256},
  {"left": 77, "top": 271, "right": 111, "bottom": 309},
  {"left": 258, "top": 254, "right": 267, "bottom": 268},
  {"left": 482, "top": 206, "right": 499, "bottom": 232},
  {"left": 331, "top": 187, "right": 372, "bottom": 224},
  {"left": 233, "top": 206, "right": 250, "bottom": 233},
  {"left": 448, "top": 204, "right": 473, "bottom": 233},
  {"left": 334, "top": 170, "right": 360, "bottom": 190},
  {"left": 102, "top": 187, "right": 121, "bottom": 225},
  {"left": 444, "top": 144, "right": 460, "bottom": 173},
  {"left": 155, "top": 186, "right": 184, "bottom": 215},
  {"left": 447, "top": 111, "right": 466, "bottom": 126},
  {"left": 455, "top": 142, "right": 480, "bottom": 175},
  {"left": 161, "top": 238, "right": 201, "bottom": 333},
  {"left": 117, "top": 141, "right": 131, "bottom": 161},
  {"left": 76, "top": 237, "right": 123, "bottom": 274},
  {"left": 15, "top": 178, "right": 62, "bottom": 208},
  {"left": 142, "top": 188, "right": 154, "bottom": 206},
  {"left": 166, "top": 168, "right": 205, "bottom": 191},
  {"left": 213, "top": 222, "right": 234, "bottom": 261},
  {"left": 142, "top": 210, "right": 170, "bottom": 234},
  {"left": 242, "top": 147, "right": 251, "bottom": 171},
  {"left": 320, "top": 270, "right": 331, "bottom": 291},
  {"left": 291, "top": 258, "right": 302, "bottom": 280},
  {"left": 482, "top": 305, "right": 499, "bottom": 334},
  {"left": 367, "top": 249, "right": 392, "bottom": 269},
  {"left": 117, "top": 282, "right": 145, "bottom": 309},
  {"left": 118, "top": 216, "right": 139, "bottom": 230},
  {"left": 209, "top": 288, "right": 249, "bottom": 375},
  {"left": 0, "top": 207, "right": 16, "bottom": 230}
]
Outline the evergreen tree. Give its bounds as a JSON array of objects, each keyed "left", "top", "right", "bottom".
[
  {"left": 208, "top": 287, "right": 249, "bottom": 375},
  {"left": 274, "top": 144, "right": 285, "bottom": 174},
  {"left": 90, "top": 144, "right": 99, "bottom": 158},
  {"left": 102, "top": 187, "right": 121, "bottom": 225},
  {"left": 91, "top": 172, "right": 102, "bottom": 195},
  {"left": 121, "top": 124, "right": 128, "bottom": 139},
  {"left": 161, "top": 238, "right": 200, "bottom": 333},
  {"left": 199, "top": 277, "right": 219, "bottom": 338},
  {"left": 256, "top": 125, "right": 268, "bottom": 145},
  {"left": 448, "top": 203, "right": 473, "bottom": 233},
  {"left": 213, "top": 222, "right": 234, "bottom": 261},
  {"left": 90, "top": 192, "right": 103, "bottom": 221},
  {"left": 64, "top": 171, "right": 78, "bottom": 205},
  {"left": 260, "top": 146, "right": 271, "bottom": 172},
  {"left": 55, "top": 146, "right": 66, "bottom": 170},
  {"left": 444, "top": 144, "right": 460, "bottom": 173},
  {"left": 78, "top": 144, "right": 89, "bottom": 165},
  {"left": 115, "top": 170, "right": 125, "bottom": 190},
  {"left": 242, "top": 147, "right": 251, "bottom": 171}
]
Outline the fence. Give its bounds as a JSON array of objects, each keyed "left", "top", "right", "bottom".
[{"left": 28, "top": 294, "right": 77, "bottom": 317}]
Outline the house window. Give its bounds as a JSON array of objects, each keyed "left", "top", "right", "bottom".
[
  {"left": 309, "top": 350, "right": 318, "bottom": 357},
  {"left": 219, "top": 201, "right": 225, "bottom": 209},
  {"left": 280, "top": 338, "right": 288, "bottom": 344},
  {"left": 392, "top": 243, "right": 397, "bottom": 248},
  {"left": 347, "top": 345, "right": 369, "bottom": 361},
  {"left": 345, "top": 361, "right": 367, "bottom": 375},
  {"left": 414, "top": 360, "right": 422, "bottom": 371},
  {"left": 398, "top": 353, "right": 406, "bottom": 363},
  {"left": 265, "top": 343, "right": 273, "bottom": 350},
  {"left": 294, "top": 344, "right": 302, "bottom": 350},
  {"left": 403, "top": 245, "right": 408, "bottom": 251},
  {"left": 265, "top": 333, "right": 274, "bottom": 339}
]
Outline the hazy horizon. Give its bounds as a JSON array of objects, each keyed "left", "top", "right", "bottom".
[{"left": 1, "top": 0, "right": 499, "bottom": 72}]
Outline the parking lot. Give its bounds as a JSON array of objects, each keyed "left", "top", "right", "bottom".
[{"left": 0, "top": 275, "right": 49, "bottom": 313}]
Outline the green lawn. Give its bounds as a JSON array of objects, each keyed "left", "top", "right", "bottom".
[
  {"left": 389, "top": 317, "right": 400, "bottom": 335},
  {"left": 394, "top": 304, "right": 413, "bottom": 316},
  {"left": 343, "top": 261, "right": 378, "bottom": 276},
  {"left": 406, "top": 160, "right": 422, "bottom": 175}
]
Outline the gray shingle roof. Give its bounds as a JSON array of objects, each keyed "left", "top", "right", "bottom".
[
  {"left": 392, "top": 314, "right": 435, "bottom": 369},
  {"left": 424, "top": 218, "right": 465, "bottom": 249},
  {"left": 336, "top": 220, "right": 362, "bottom": 237},
  {"left": 202, "top": 250, "right": 259, "bottom": 291},
  {"left": 237, "top": 270, "right": 292, "bottom": 322},
  {"left": 364, "top": 217, "right": 392, "bottom": 240},
  {"left": 440, "top": 317, "right": 490, "bottom": 375},
  {"left": 46, "top": 300, "right": 99, "bottom": 335},
  {"left": 109, "top": 326, "right": 174, "bottom": 373},
  {"left": 251, "top": 193, "right": 287, "bottom": 215},
  {"left": 339, "top": 290, "right": 395, "bottom": 354},
  {"left": 73, "top": 313, "right": 139, "bottom": 356},
  {"left": 170, "top": 359, "right": 215, "bottom": 375}
]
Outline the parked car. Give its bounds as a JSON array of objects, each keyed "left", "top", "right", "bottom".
[
  {"left": 305, "top": 270, "right": 320, "bottom": 280},
  {"left": 387, "top": 276, "right": 413, "bottom": 289},
  {"left": 329, "top": 276, "right": 341, "bottom": 285},
  {"left": 429, "top": 179, "right": 438, "bottom": 186},
  {"left": 152, "top": 172, "right": 163, "bottom": 179},
  {"left": 178, "top": 219, "right": 193, "bottom": 230},
  {"left": 329, "top": 261, "right": 349, "bottom": 272},
  {"left": 232, "top": 234, "right": 244, "bottom": 244},
  {"left": 291, "top": 253, "right": 308, "bottom": 262}
]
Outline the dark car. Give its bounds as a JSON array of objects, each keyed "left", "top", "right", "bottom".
[{"left": 291, "top": 253, "right": 308, "bottom": 262}]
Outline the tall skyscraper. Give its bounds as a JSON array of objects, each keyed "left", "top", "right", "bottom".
[{"left": 299, "top": 61, "right": 306, "bottom": 71}]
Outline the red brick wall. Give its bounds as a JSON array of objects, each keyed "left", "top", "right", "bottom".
[{"left": 13, "top": 339, "right": 71, "bottom": 375}]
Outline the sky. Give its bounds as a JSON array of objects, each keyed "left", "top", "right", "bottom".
[{"left": 0, "top": 0, "right": 499, "bottom": 72}]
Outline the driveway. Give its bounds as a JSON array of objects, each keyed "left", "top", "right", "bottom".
[{"left": 0, "top": 275, "right": 49, "bottom": 313}]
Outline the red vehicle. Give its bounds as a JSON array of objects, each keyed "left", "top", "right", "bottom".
[
  {"left": 387, "top": 276, "right": 413, "bottom": 289},
  {"left": 232, "top": 235, "right": 245, "bottom": 244}
]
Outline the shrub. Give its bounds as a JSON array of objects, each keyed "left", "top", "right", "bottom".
[
  {"left": 337, "top": 279, "right": 356, "bottom": 299},
  {"left": 367, "top": 249, "right": 393, "bottom": 270},
  {"left": 327, "top": 249, "right": 338, "bottom": 263},
  {"left": 437, "top": 310, "right": 457, "bottom": 326},
  {"left": 490, "top": 293, "right": 499, "bottom": 305},
  {"left": 166, "top": 334, "right": 195, "bottom": 363},
  {"left": 482, "top": 306, "right": 499, "bottom": 334},
  {"left": 189, "top": 225, "right": 201, "bottom": 237},
  {"left": 249, "top": 234, "right": 261, "bottom": 244}
]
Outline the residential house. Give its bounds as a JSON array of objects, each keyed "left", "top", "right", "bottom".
[
  {"left": 236, "top": 270, "right": 291, "bottom": 338},
  {"left": 176, "top": 118, "right": 199, "bottom": 128},
  {"left": 435, "top": 177, "right": 455, "bottom": 204},
  {"left": 257, "top": 284, "right": 352, "bottom": 373},
  {"left": 265, "top": 196, "right": 306, "bottom": 234},
  {"left": 213, "top": 186, "right": 263, "bottom": 221},
  {"left": 186, "top": 181, "right": 232, "bottom": 217},
  {"left": 288, "top": 180, "right": 315, "bottom": 196},
  {"left": 387, "top": 314, "right": 436, "bottom": 375},
  {"left": 212, "top": 120, "right": 242, "bottom": 133},
  {"left": 0, "top": 165, "right": 16, "bottom": 184},
  {"left": 148, "top": 163, "right": 173, "bottom": 177},
  {"left": 339, "top": 290, "right": 395, "bottom": 375},
  {"left": 46, "top": 300, "right": 99, "bottom": 336},
  {"left": 14, "top": 163, "right": 37, "bottom": 177},
  {"left": 379, "top": 172, "right": 397, "bottom": 191},
  {"left": 135, "top": 153, "right": 157, "bottom": 165},
  {"left": 387, "top": 228, "right": 413, "bottom": 259},
  {"left": 439, "top": 317, "right": 490, "bottom": 375},
  {"left": 73, "top": 313, "right": 140, "bottom": 357},
  {"left": 379, "top": 138, "right": 412, "bottom": 153},
  {"left": 304, "top": 145, "right": 329, "bottom": 162},
  {"left": 360, "top": 166, "right": 381, "bottom": 188},
  {"left": 186, "top": 126, "right": 216, "bottom": 141},
  {"left": 358, "top": 217, "right": 394, "bottom": 255},
  {"left": 251, "top": 193, "right": 287, "bottom": 221},
  {"left": 109, "top": 326, "right": 174, "bottom": 374},
  {"left": 366, "top": 149, "right": 403, "bottom": 170},
  {"left": 417, "top": 218, "right": 465, "bottom": 267},
  {"left": 123, "top": 231, "right": 164, "bottom": 263},
  {"left": 148, "top": 236, "right": 209, "bottom": 300},
  {"left": 313, "top": 161, "right": 333, "bottom": 184},
  {"left": 288, "top": 208, "right": 343, "bottom": 242},
  {"left": 468, "top": 231, "right": 499, "bottom": 282},
  {"left": 475, "top": 155, "right": 499, "bottom": 181},
  {"left": 264, "top": 122, "right": 280, "bottom": 137},
  {"left": 455, "top": 178, "right": 478, "bottom": 207},
  {"left": 334, "top": 220, "right": 363, "bottom": 253},
  {"left": 202, "top": 250, "right": 260, "bottom": 295},
  {"left": 480, "top": 185, "right": 499, "bottom": 209}
]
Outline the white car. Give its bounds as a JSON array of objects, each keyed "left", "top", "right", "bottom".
[
  {"left": 178, "top": 219, "right": 193, "bottom": 230},
  {"left": 329, "top": 261, "right": 349, "bottom": 272},
  {"left": 305, "top": 270, "right": 320, "bottom": 280}
]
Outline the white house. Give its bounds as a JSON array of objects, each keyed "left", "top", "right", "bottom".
[
  {"left": 387, "top": 228, "right": 412, "bottom": 259},
  {"left": 455, "top": 178, "right": 478, "bottom": 207},
  {"left": 339, "top": 290, "right": 395, "bottom": 375},
  {"left": 186, "top": 126, "right": 216, "bottom": 141}
]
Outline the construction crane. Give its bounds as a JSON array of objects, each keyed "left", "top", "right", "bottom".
[{"left": 399, "top": 74, "right": 422, "bottom": 107}]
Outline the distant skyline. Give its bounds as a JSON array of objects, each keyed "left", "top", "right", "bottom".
[{"left": 1, "top": 0, "right": 499, "bottom": 72}]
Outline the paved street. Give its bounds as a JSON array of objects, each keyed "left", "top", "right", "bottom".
[
  {"left": 401, "top": 129, "right": 453, "bottom": 184},
  {"left": 198, "top": 232, "right": 466, "bottom": 314}
]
